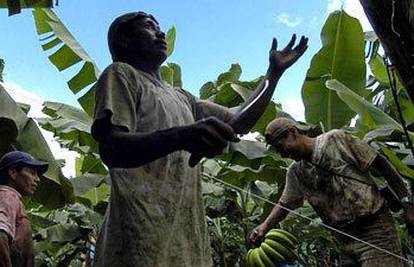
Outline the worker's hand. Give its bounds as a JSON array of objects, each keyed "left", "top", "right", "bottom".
[
  {"left": 180, "top": 117, "right": 239, "bottom": 158},
  {"left": 249, "top": 222, "right": 271, "bottom": 247},
  {"left": 269, "top": 34, "right": 308, "bottom": 73},
  {"left": 403, "top": 204, "right": 414, "bottom": 225}
]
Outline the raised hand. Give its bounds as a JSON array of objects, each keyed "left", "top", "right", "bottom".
[{"left": 269, "top": 34, "right": 308, "bottom": 72}]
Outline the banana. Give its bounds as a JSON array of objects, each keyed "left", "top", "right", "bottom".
[
  {"left": 252, "top": 248, "right": 266, "bottom": 267},
  {"left": 258, "top": 247, "right": 277, "bottom": 267},
  {"left": 272, "top": 228, "right": 299, "bottom": 244},
  {"left": 247, "top": 249, "right": 255, "bottom": 267},
  {"left": 261, "top": 242, "right": 286, "bottom": 263},
  {"left": 265, "top": 239, "right": 297, "bottom": 261},
  {"left": 265, "top": 230, "right": 296, "bottom": 249}
]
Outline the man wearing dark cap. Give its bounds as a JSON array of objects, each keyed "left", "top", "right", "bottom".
[
  {"left": 250, "top": 117, "right": 414, "bottom": 267},
  {"left": 0, "top": 151, "right": 48, "bottom": 267},
  {"left": 92, "top": 11, "right": 307, "bottom": 266}
]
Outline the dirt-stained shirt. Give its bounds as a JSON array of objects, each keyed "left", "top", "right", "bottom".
[
  {"left": 91, "top": 62, "right": 232, "bottom": 267},
  {"left": 279, "top": 129, "right": 384, "bottom": 225},
  {"left": 0, "top": 185, "right": 34, "bottom": 267}
]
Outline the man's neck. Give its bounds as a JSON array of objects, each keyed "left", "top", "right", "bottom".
[
  {"left": 125, "top": 54, "right": 163, "bottom": 80},
  {"left": 302, "top": 136, "right": 316, "bottom": 162}
]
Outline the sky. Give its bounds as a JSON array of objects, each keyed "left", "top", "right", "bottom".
[{"left": 0, "top": 0, "right": 371, "bottom": 121}]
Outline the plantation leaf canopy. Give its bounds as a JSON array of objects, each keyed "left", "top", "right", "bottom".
[
  {"left": 0, "top": 85, "right": 74, "bottom": 208},
  {"left": 33, "top": 8, "right": 100, "bottom": 116},
  {"left": 0, "top": 0, "right": 54, "bottom": 15},
  {"left": 302, "top": 10, "right": 366, "bottom": 130}
]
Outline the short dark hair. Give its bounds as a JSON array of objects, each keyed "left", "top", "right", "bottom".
[{"left": 108, "top": 11, "right": 157, "bottom": 62}]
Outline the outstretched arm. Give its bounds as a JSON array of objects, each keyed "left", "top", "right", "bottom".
[
  {"left": 371, "top": 154, "right": 414, "bottom": 224},
  {"left": 188, "top": 35, "right": 308, "bottom": 166},
  {"left": 196, "top": 35, "right": 308, "bottom": 134},
  {"left": 249, "top": 204, "right": 289, "bottom": 246},
  {"left": 234, "top": 35, "right": 308, "bottom": 134}
]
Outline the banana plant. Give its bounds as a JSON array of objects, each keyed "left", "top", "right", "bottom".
[
  {"left": 198, "top": 63, "right": 276, "bottom": 135},
  {"left": 0, "top": 84, "right": 74, "bottom": 208},
  {"left": 0, "top": 0, "right": 54, "bottom": 16},
  {"left": 32, "top": 8, "right": 100, "bottom": 116},
  {"left": 302, "top": 10, "right": 366, "bottom": 130}
]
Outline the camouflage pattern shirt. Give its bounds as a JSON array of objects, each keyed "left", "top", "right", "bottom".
[{"left": 279, "top": 129, "right": 384, "bottom": 225}]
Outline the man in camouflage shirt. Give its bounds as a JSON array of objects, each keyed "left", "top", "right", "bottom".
[{"left": 250, "top": 117, "right": 414, "bottom": 267}]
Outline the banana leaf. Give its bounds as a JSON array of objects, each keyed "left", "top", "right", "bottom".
[
  {"left": 326, "top": 79, "right": 414, "bottom": 141},
  {"left": 32, "top": 8, "right": 100, "bottom": 116},
  {"left": 0, "top": 84, "right": 74, "bottom": 208},
  {"left": 0, "top": 0, "right": 53, "bottom": 16},
  {"left": 302, "top": 10, "right": 366, "bottom": 130}
]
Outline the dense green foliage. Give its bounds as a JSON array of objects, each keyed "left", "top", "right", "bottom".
[
  {"left": 0, "top": 0, "right": 54, "bottom": 15},
  {"left": 0, "top": 6, "right": 413, "bottom": 267}
]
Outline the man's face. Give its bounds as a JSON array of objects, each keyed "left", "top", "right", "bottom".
[
  {"left": 268, "top": 128, "right": 302, "bottom": 161},
  {"left": 10, "top": 166, "right": 40, "bottom": 196},
  {"left": 125, "top": 16, "right": 168, "bottom": 65}
]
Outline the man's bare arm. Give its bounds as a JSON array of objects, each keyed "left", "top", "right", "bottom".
[
  {"left": 249, "top": 204, "right": 290, "bottom": 245},
  {"left": 96, "top": 117, "right": 238, "bottom": 168},
  {"left": 199, "top": 35, "right": 308, "bottom": 135},
  {"left": 371, "top": 154, "right": 414, "bottom": 224},
  {"left": 371, "top": 154, "right": 410, "bottom": 199},
  {"left": 0, "top": 231, "right": 11, "bottom": 267}
]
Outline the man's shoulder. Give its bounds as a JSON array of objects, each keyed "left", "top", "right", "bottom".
[
  {"left": 316, "top": 129, "right": 348, "bottom": 147},
  {"left": 287, "top": 161, "right": 305, "bottom": 175},
  {"left": 102, "top": 62, "right": 136, "bottom": 76},
  {"left": 320, "top": 129, "right": 346, "bottom": 139},
  {"left": 0, "top": 186, "right": 21, "bottom": 204}
]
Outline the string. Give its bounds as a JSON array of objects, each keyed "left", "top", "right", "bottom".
[{"left": 205, "top": 173, "right": 413, "bottom": 264}]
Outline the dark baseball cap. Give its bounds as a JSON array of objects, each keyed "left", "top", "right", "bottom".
[{"left": 0, "top": 151, "right": 49, "bottom": 176}]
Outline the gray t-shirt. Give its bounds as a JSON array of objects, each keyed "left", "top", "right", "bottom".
[
  {"left": 91, "top": 62, "right": 231, "bottom": 267},
  {"left": 279, "top": 129, "right": 383, "bottom": 225}
]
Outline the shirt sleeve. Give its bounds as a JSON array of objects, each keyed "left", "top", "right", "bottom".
[
  {"left": 176, "top": 89, "right": 234, "bottom": 122},
  {"left": 91, "top": 64, "right": 139, "bottom": 140},
  {"left": 337, "top": 131, "right": 378, "bottom": 172},
  {"left": 278, "top": 163, "right": 304, "bottom": 210},
  {"left": 0, "top": 191, "right": 20, "bottom": 241}
]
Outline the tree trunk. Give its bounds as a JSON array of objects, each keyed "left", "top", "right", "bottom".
[{"left": 359, "top": 0, "right": 414, "bottom": 105}]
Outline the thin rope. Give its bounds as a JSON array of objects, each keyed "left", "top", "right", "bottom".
[{"left": 205, "top": 174, "right": 413, "bottom": 264}]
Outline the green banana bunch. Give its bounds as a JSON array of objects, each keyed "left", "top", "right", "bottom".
[{"left": 246, "top": 229, "right": 299, "bottom": 267}]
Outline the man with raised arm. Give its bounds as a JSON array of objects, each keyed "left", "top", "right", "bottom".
[
  {"left": 250, "top": 117, "right": 414, "bottom": 267},
  {"left": 91, "top": 11, "right": 307, "bottom": 267}
]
